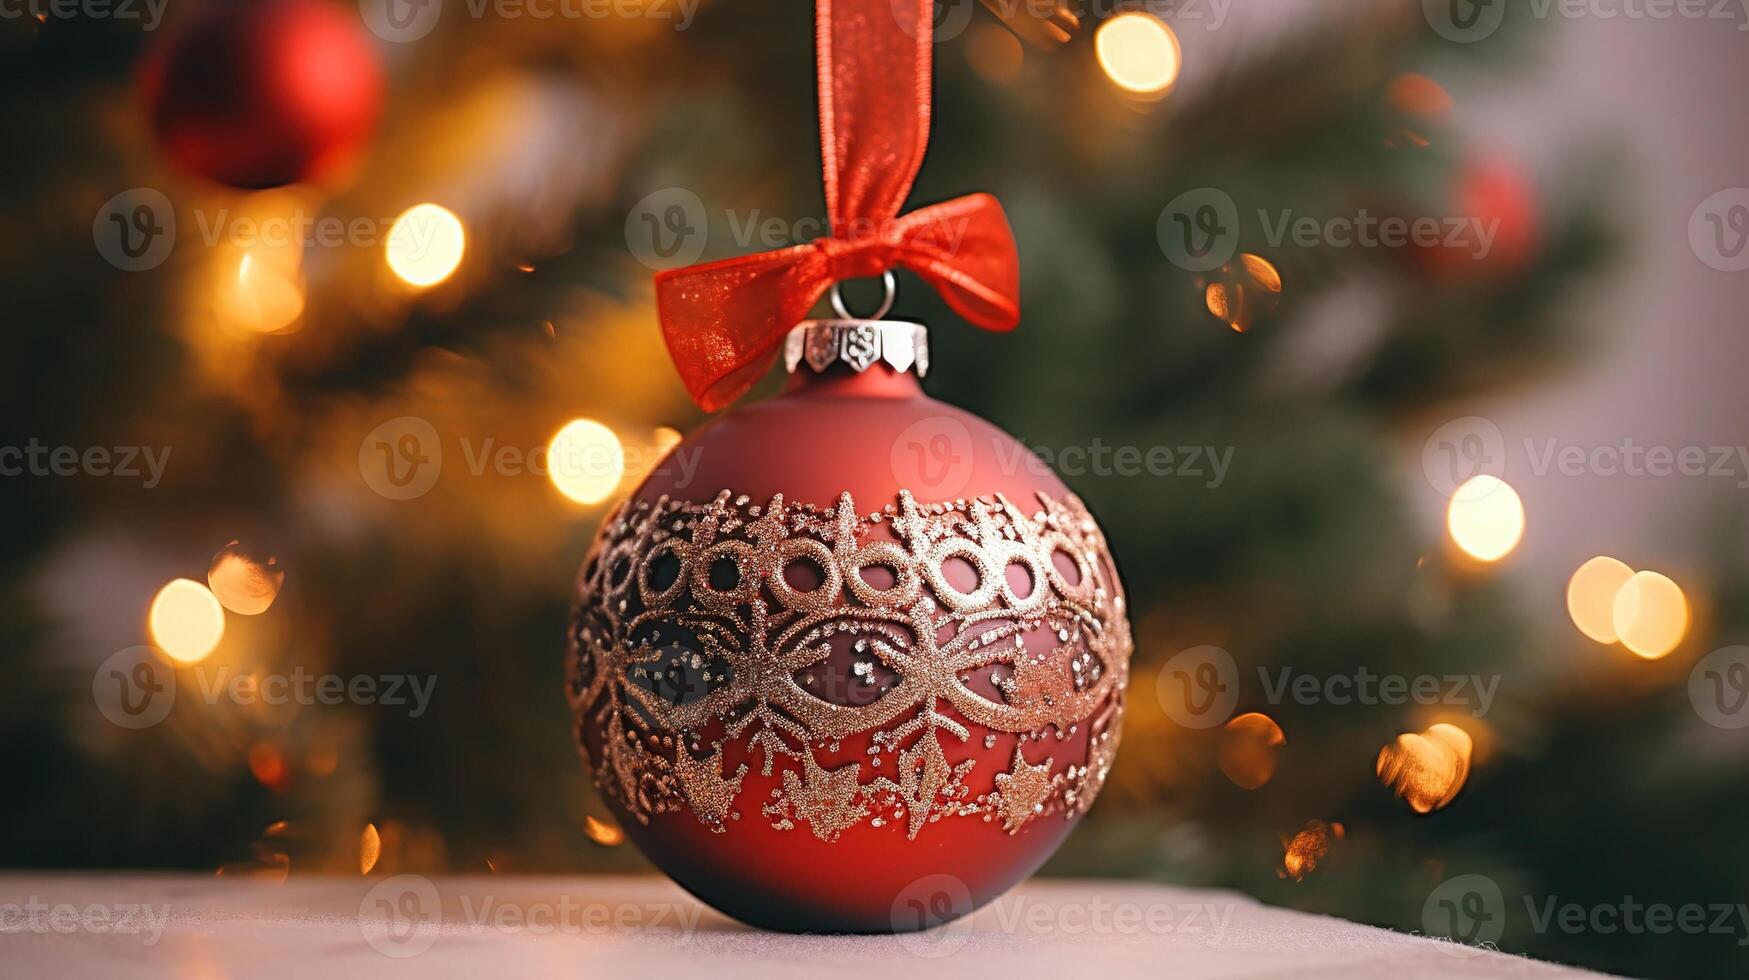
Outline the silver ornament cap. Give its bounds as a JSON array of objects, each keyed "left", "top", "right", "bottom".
[{"left": 782, "top": 271, "right": 930, "bottom": 378}]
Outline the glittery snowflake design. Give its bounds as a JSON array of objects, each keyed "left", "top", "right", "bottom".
[{"left": 567, "top": 489, "right": 1131, "bottom": 841}]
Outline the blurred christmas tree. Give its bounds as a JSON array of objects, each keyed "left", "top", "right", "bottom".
[{"left": 3, "top": 1, "right": 1743, "bottom": 975}]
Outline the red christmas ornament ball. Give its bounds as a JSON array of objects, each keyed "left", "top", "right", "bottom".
[
  {"left": 567, "top": 322, "right": 1133, "bottom": 932},
  {"left": 1414, "top": 156, "right": 1540, "bottom": 280},
  {"left": 139, "top": 0, "right": 383, "bottom": 189}
]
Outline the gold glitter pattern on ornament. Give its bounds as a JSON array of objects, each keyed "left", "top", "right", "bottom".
[
  {"left": 768, "top": 754, "right": 868, "bottom": 842},
  {"left": 673, "top": 743, "right": 746, "bottom": 827},
  {"left": 993, "top": 746, "right": 1054, "bottom": 833},
  {"left": 567, "top": 489, "right": 1132, "bottom": 841}
]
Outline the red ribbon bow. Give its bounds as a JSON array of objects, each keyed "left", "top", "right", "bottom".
[{"left": 654, "top": 0, "right": 1021, "bottom": 411}]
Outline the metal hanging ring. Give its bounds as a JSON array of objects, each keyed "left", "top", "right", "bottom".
[{"left": 829, "top": 271, "right": 897, "bottom": 322}]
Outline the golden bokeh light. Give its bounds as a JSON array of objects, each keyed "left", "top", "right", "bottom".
[
  {"left": 1202, "top": 253, "right": 1282, "bottom": 333},
  {"left": 386, "top": 203, "right": 467, "bottom": 288},
  {"left": 1239, "top": 253, "right": 1281, "bottom": 292},
  {"left": 207, "top": 188, "right": 309, "bottom": 336},
  {"left": 1377, "top": 722, "right": 1472, "bottom": 814},
  {"left": 1386, "top": 72, "right": 1453, "bottom": 119},
  {"left": 223, "top": 251, "right": 306, "bottom": 334},
  {"left": 1566, "top": 555, "right": 1635, "bottom": 644},
  {"left": 1095, "top": 12, "right": 1181, "bottom": 97},
  {"left": 548, "top": 418, "right": 626, "bottom": 505},
  {"left": 248, "top": 743, "right": 287, "bottom": 791},
  {"left": 1279, "top": 820, "right": 1343, "bottom": 881},
  {"left": 1446, "top": 474, "right": 1524, "bottom": 562},
  {"left": 1414, "top": 710, "right": 1496, "bottom": 773},
  {"left": 148, "top": 577, "right": 226, "bottom": 664},
  {"left": 583, "top": 814, "right": 625, "bottom": 847},
  {"left": 360, "top": 823, "right": 382, "bottom": 874},
  {"left": 1612, "top": 570, "right": 1689, "bottom": 660},
  {"left": 1219, "top": 712, "right": 1285, "bottom": 790},
  {"left": 208, "top": 540, "right": 285, "bottom": 616}
]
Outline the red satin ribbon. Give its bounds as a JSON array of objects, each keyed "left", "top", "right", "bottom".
[{"left": 655, "top": 0, "right": 1021, "bottom": 411}]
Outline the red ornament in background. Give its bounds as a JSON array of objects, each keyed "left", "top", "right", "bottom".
[
  {"left": 139, "top": 0, "right": 383, "bottom": 189},
  {"left": 566, "top": 0, "right": 1132, "bottom": 933},
  {"left": 1415, "top": 156, "right": 1541, "bottom": 280}
]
